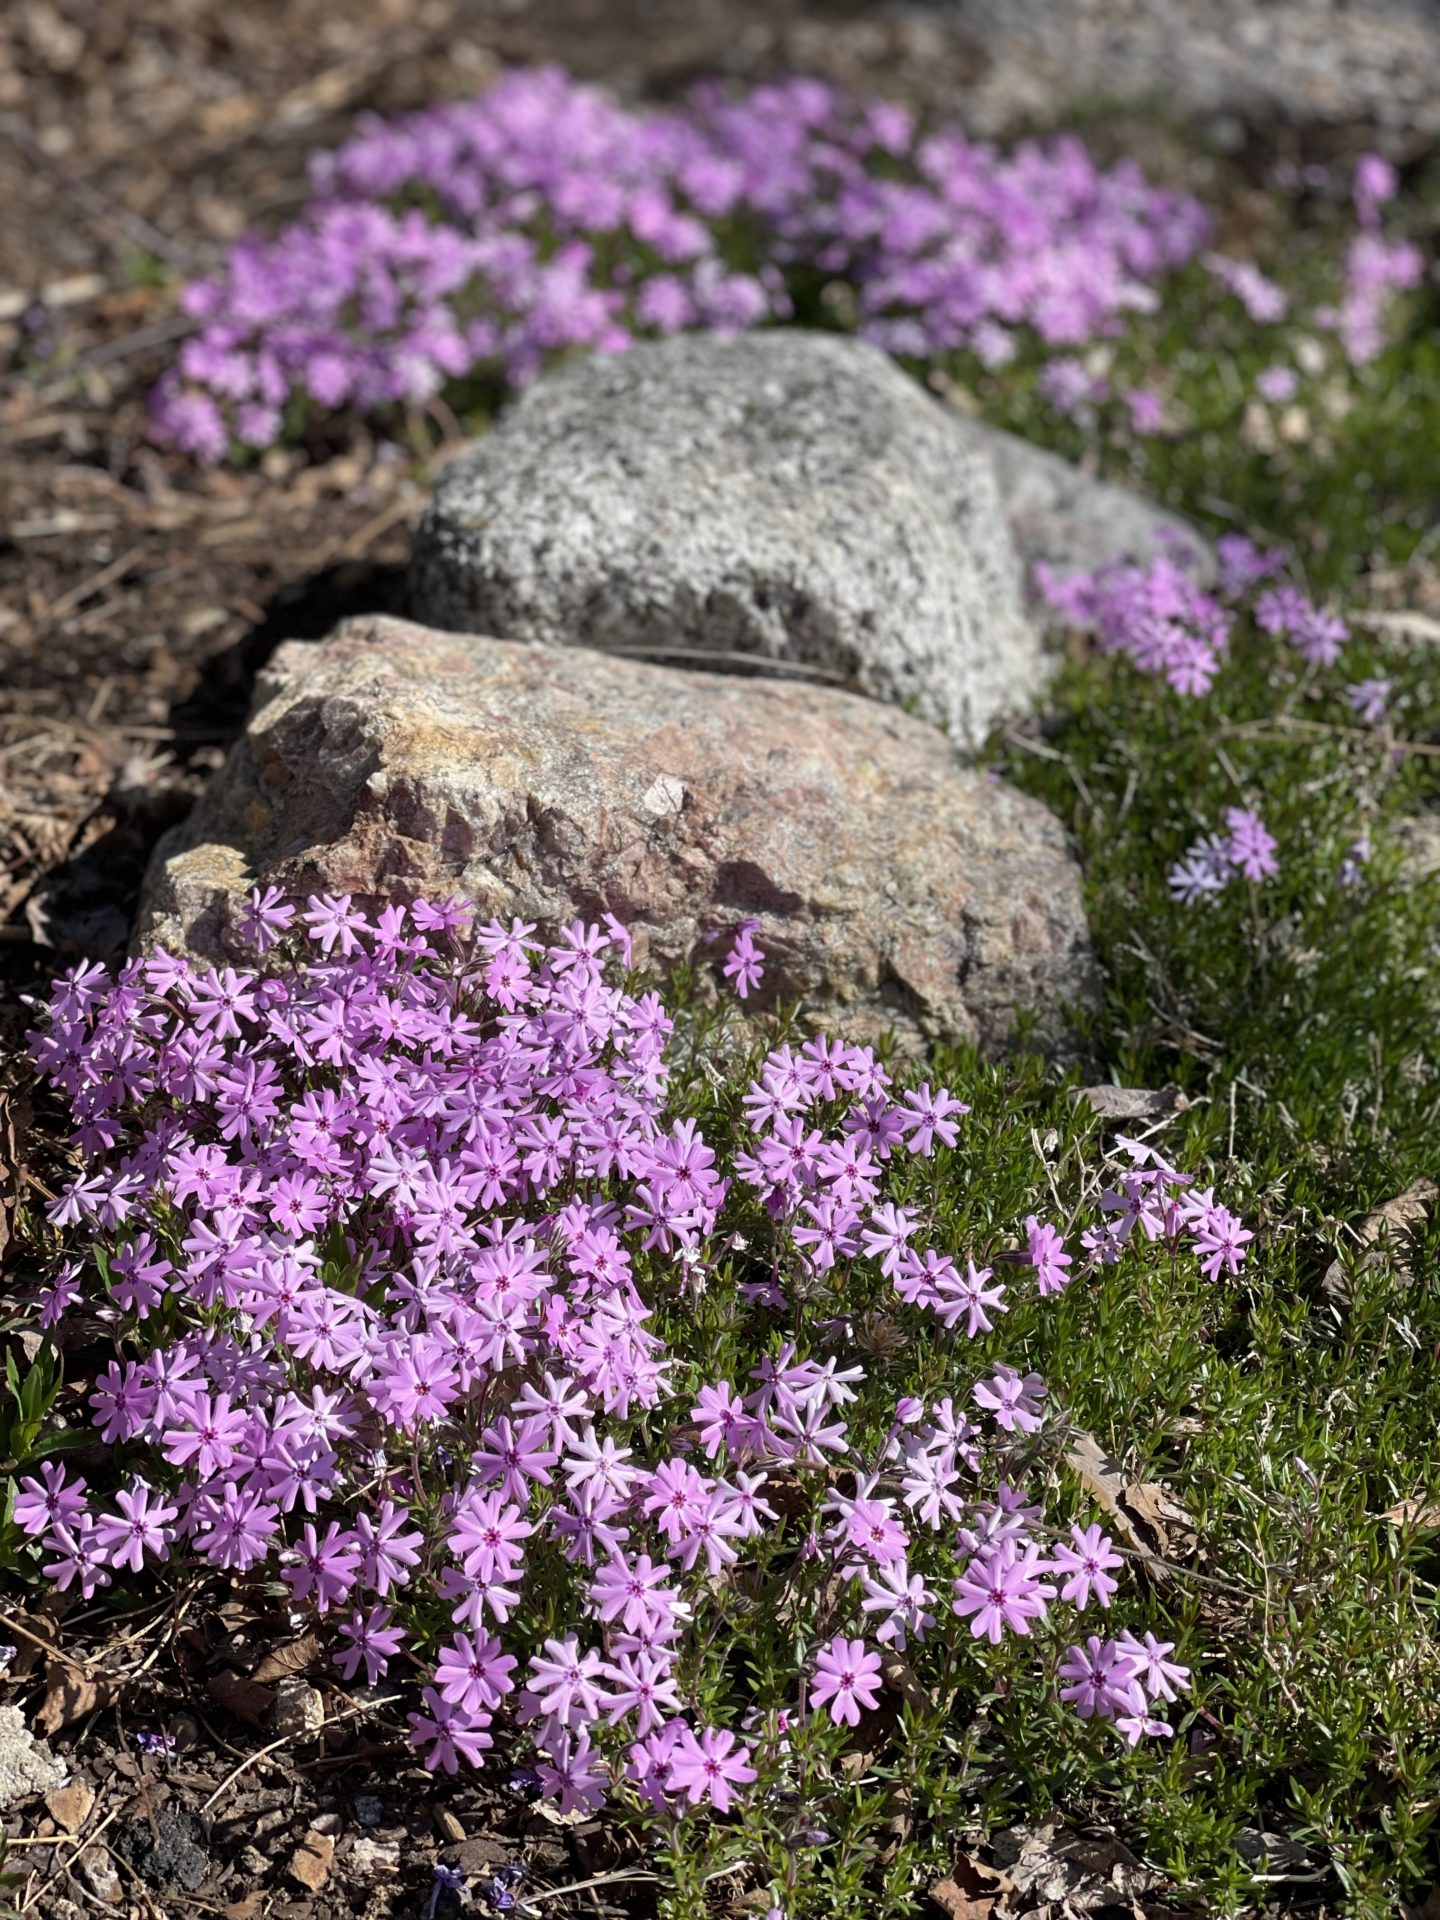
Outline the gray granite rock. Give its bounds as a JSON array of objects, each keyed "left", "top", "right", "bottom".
[
  {"left": 957, "top": 420, "right": 1212, "bottom": 617},
  {"left": 409, "top": 331, "right": 1043, "bottom": 749},
  {"left": 138, "top": 615, "right": 1096, "bottom": 1056},
  {"left": 0, "top": 1705, "right": 67, "bottom": 1811}
]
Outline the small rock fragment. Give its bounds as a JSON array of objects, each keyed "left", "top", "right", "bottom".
[
  {"left": 44, "top": 1779, "right": 96, "bottom": 1832},
  {"left": 270, "top": 1677, "right": 325, "bottom": 1741},
  {"left": 353, "top": 1793, "right": 385, "bottom": 1827},
  {"left": 114, "top": 1805, "right": 210, "bottom": 1892},
  {"left": 1071, "top": 1083, "right": 1190, "bottom": 1122},
  {"left": 349, "top": 1837, "right": 401, "bottom": 1875},
  {"left": 78, "top": 1848, "right": 122, "bottom": 1903},
  {"left": 288, "top": 1830, "right": 336, "bottom": 1892}
]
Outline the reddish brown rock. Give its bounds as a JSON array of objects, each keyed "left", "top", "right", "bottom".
[{"left": 138, "top": 618, "right": 1095, "bottom": 1053}]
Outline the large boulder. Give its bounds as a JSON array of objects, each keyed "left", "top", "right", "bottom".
[
  {"left": 138, "top": 617, "right": 1096, "bottom": 1055},
  {"left": 408, "top": 331, "right": 1043, "bottom": 749}
]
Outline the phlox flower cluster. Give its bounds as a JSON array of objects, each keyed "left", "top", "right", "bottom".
[
  {"left": 1039, "top": 534, "right": 1352, "bottom": 698},
  {"left": 1168, "top": 808, "right": 1280, "bottom": 903},
  {"left": 17, "top": 896, "right": 1244, "bottom": 1817},
  {"left": 1035, "top": 539, "right": 1239, "bottom": 697},
  {"left": 1322, "top": 154, "right": 1423, "bottom": 366},
  {"left": 149, "top": 66, "right": 1213, "bottom": 461}
]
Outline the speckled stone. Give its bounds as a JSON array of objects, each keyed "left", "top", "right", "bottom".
[
  {"left": 958, "top": 420, "right": 1212, "bottom": 617},
  {"left": 138, "top": 616, "right": 1096, "bottom": 1055},
  {"left": 0, "top": 1706, "right": 66, "bottom": 1812},
  {"left": 408, "top": 331, "right": 1043, "bottom": 749}
]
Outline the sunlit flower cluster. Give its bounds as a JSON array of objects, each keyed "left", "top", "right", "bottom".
[{"left": 17, "top": 894, "right": 1246, "bottom": 1815}]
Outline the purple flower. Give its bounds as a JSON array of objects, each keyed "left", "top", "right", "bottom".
[
  {"left": 334, "top": 1606, "right": 407, "bottom": 1686},
  {"left": 1025, "top": 1216, "right": 1073, "bottom": 1297},
  {"left": 408, "top": 1688, "right": 494, "bottom": 1773},
  {"left": 1224, "top": 807, "right": 1279, "bottom": 883},
  {"left": 952, "top": 1539, "right": 1055, "bottom": 1643},
  {"left": 722, "top": 922, "right": 766, "bottom": 1000},
  {"left": 21, "top": 884, "right": 1241, "bottom": 1807},
  {"left": 1345, "top": 678, "right": 1391, "bottom": 727},
  {"left": 93, "top": 1480, "right": 179, "bottom": 1574},
  {"left": 808, "top": 1635, "right": 883, "bottom": 1727},
  {"left": 972, "top": 1366, "right": 1046, "bottom": 1434},
  {"left": 1058, "top": 1635, "right": 1145, "bottom": 1720},
  {"left": 1255, "top": 365, "right": 1298, "bottom": 404},
  {"left": 666, "top": 1725, "right": 757, "bottom": 1812},
  {"left": 1050, "top": 1523, "right": 1123, "bottom": 1611}
]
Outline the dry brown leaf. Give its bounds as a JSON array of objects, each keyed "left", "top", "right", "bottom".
[
  {"left": 994, "top": 1819, "right": 1161, "bottom": 1911},
  {"left": 1322, "top": 1179, "right": 1437, "bottom": 1305},
  {"left": 251, "top": 1633, "right": 321, "bottom": 1683},
  {"left": 206, "top": 1669, "right": 276, "bottom": 1729},
  {"left": 879, "top": 1651, "right": 929, "bottom": 1710},
  {"left": 1065, "top": 1430, "right": 1198, "bottom": 1582},
  {"left": 929, "top": 1852, "right": 1014, "bottom": 1920},
  {"left": 35, "top": 1661, "right": 118, "bottom": 1734},
  {"left": 1381, "top": 1496, "right": 1440, "bottom": 1530},
  {"left": 1070, "top": 1085, "right": 1190, "bottom": 1123}
]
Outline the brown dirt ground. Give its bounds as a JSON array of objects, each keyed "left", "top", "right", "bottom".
[{"left": 0, "top": 5, "right": 1418, "bottom": 1915}]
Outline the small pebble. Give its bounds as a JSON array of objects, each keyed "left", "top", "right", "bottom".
[{"left": 287, "top": 1829, "right": 335, "bottom": 1892}]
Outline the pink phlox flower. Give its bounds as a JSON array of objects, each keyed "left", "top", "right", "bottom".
[
  {"left": 952, "top": 1537, "right": 1055, "bottom": 1644},
  {"left": 808, "top": 1635, "right": 883, "bottom": 1727},
  {"left": 1113, "top": 1629, "right": 1191, "bottom": 1703},
  {"left": 1190, "top": 1201, "right": 1254, "bottom": 1280},
  {"left": 824, "top": 1480, "right": 908, "bottom": 1566},
  {"left": 666, "top": 1724, "right": 757, "bottom": 1812},
  {"left": 535, "top": 1730, "right": 610, "bottom": 1815},
  {"left": 1026, "top": 1215, "right": 1073, "bottom": 1296},
  {"left": 1345, "top": 677, "right": 1391, "bottom": 727},
  {"left": 928, "top": 1256, "right": 1007, "bottom": 1338},
  {"left": 236, "top": 884, "right": 297, "bottom": 951},
  {"left": 408, "top": 1686, "right": 494, "bottom": 1773},
  {"left": 185, "top": 966, "right": 260, "bottom": 1041},
  {"left": 588, "top": 1552, "right": 676, "bottom": 1634},
  {"left": 42, "top": 1516, "right": 112, "bottom": 1599},
  {"left": 93, "top": 1479, "right": 179, "bottom": 1573},
  {"left": 282, "top": 1519, "right": 361, "bottom": 1613},
  {"left": 1058, "top": 1635, "right": 1146, "bottom": 1720},
  {"left": 894, "top": 1080, "right": 969, "bottom": 1155},
  {"left": 13, "top": 1462, "right": 88, "bottom": 1538},
  {"left": 301, "top": 892, "right": 371, "bottom": 956},
  {"left": 1168, "top": 832, "right": 1232, "bottom": 904},
  {"left": 626, "top": 1719, "right": 687, "bottom": 1813},
  {"left": 722, "top": 921, "right": 765, "bottom": 999},
  {"left": 523, "top": 1634, "right": 613, "bottom": 1728},
  {"left": 972, "top": 1365, "right": 1046, "bottom": 1434},
  {"left": 858, "top": 1560, "right": 937, "bottom": 1649},
  {"left": 1050, "top": 1521, "right": 1124, "bottom": 1610},
  {"left": 860, "top": 1203, "right": 918, "bottom": 1277},
  {"left": 434, "top": 1631, "right": 518, "bottom": 1714},
  {"left": 161, "top": 1390, "right": 248, "bottom": 1478},
  {"left": 334, "top": 1605, "right": 407, "bottom": 1685},
  {"left": 601, "top": 1648, "right": 683, "bottom": 1737},
  {"left": 562, "top": 1425, "right": 638, "bottom": 1502}
]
